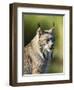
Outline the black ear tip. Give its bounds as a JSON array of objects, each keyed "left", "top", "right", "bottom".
[
  {"left": 53, "top": 22, "right": 55, "bottom": 27},
  {"left": 38, "top": 23, "right": 41, "bottom": 27}
]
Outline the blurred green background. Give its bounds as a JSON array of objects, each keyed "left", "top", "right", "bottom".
[{"left": 23, "top": 14, "right": 63, "bottom": 73}]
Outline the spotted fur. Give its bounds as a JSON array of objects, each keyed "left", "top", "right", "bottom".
[{"left": 24, "top": 26, "right": 55, "bottom": 74}]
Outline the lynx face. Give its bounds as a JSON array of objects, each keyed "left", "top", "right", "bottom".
[{"left": 37, "top": 27, "right": 55, "bottom": 53}]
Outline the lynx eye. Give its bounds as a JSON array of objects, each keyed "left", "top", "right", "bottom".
[
  {"left": 46, "top": 37, "right": 53, "bottom": 42},
  {"left": 46, "top": 39, "right": 50, "bottom": 42}
]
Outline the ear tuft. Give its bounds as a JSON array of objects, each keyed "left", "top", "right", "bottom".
[
  {"left": 36, "top": 23, "right": 43, "bottom": 36},
  {"left": 53, "top": 22, "right": 55, "bottom": 27},
  {"left": 38, "top": 23, "right": 41, "bottom": 27}
]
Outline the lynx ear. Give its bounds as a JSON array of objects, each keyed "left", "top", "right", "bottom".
[
  {"left": 36, "top": 27, "right": 43, "bottom": 36},
  {"left": 36, "top": 23, "right": 43, "bottom": 36},
  {"left": 45, "top": 27, "right": 54, "bottom": 33},
  {"left": 48, "top": 27, "right": 54, "bottom": 33},
  {"left": 48, "top": 22, "right": 55, "bottom": 33}
]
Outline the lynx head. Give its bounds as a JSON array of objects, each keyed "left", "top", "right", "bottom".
[{"left": 36, "top": 26, "right": 55, "bottom": 53}]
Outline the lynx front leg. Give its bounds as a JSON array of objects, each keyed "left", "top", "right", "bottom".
[{"left": 32, "top": 60, "right": 42, "bottom": 74}]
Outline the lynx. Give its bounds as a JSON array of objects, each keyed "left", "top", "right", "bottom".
[{"left": 24, "top": 26, "right": 55, "bottom": 74}]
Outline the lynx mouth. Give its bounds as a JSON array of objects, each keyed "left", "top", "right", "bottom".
[{"left": 50, "top": 44, "right": 54, "bottom": 49}]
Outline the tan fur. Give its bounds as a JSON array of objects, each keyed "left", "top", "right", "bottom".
[{"left": 24, "top": 27, "right": 54, "bottom": 74}]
